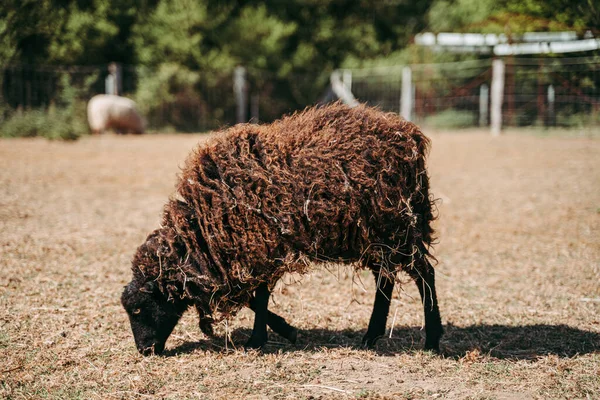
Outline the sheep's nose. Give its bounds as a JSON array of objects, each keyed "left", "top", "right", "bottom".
[
  {"left": 139, "top": 342, "right": 165, "bottom": 356},
  {"left": 139, "top": 344, "right": 158, "bottom": 356}
]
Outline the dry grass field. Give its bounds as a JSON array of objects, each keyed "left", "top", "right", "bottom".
[{"left": 1, "top": 129, "right": 599, "bottom": 399}]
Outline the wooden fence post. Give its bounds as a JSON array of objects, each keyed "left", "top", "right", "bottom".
[
  {"left": 490, "top": 59, "right": 505, "bottom": 135},
  {"left": 234, "top": 66, "right": 247, "bottom": 124},
  {"left": 342, "top": 70, "right": 352, "bottom": 92},
  {"left": 537, "top": 60, "right": 546, "bottom": 126},
  {"left": 479, "top": 83, "right": 489, "bottom": 127},
  {"left": 330, "top": 70, "right": 359, "bottom": 107},
  {"left": 547, "top": 84, "right": 555, "bottom": 127},
  {"left": 401, "top": 66, "right": 412, "bottom": 121},
  {"left": 105, "top": 62, "right": 122, "bottom": 95}
]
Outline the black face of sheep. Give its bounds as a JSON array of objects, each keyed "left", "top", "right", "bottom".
[{"left": 121, "top": 280, "right": 184, "bottom": 355}]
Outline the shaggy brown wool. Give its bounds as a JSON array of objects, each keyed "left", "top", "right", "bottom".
[{"left": 132, "top": 103, "right": 435, "bottom": 320}]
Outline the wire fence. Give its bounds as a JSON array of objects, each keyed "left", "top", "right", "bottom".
[
  {"left": 0, "top": 63, "right": 325, "bottom": 133},
  {"left": 0, "top": 63, "right": 236, "bottom": 132},
  {"left": 504, "top": 57, "right": 600, "bottom": 127},
  {"left": 1, "top": 56, "right": 599, "bottom": 135},
  {"left": 349, "top": 56, "right": 600, "bottom": 129}
]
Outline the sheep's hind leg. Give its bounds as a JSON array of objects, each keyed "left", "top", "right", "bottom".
[
  {"left": 249, "top": 300, "right": 298, "bottom": 344},
  {"left": 362, "top": 267, "right": 395, "bottom": 348},
  {"left": 409, "top": 260, "right": 443, "bottom": 352},
  {"left": 245, "top": 282, "right": 270, "bottom": 349}
]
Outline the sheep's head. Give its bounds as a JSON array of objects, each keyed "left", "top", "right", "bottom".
[
  {"left": 121, "top": 229, "right": 188, "bottom": 355},
  {"left": 121, "top": 278, "right": 185, "bottom": 355}
]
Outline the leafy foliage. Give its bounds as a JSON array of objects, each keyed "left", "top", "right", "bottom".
[
  {"left": 424, "top": 109, "right": 478, "bottom": 129},
  {"left": 427, "top": 0, "right": 599, "bottom": 34},
  {"left": 0, "top": 73, "right": 93, "bottom": 140},
  {"left": 0, "top": 0, "right": 597, "bottom": 137},
  {"left": 2, "top": 0, "right": 595, "bottom": 72}
]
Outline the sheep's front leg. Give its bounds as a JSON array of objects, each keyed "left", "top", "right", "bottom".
[
  {"left": 245, "top": 282, "right": 270, "bottom": 349},
  {"left": 195, "top": 305, "right": 215, "bottom": 338},
  {"left": 249, "top": 299, "right": 298, "bottom": 344},
  {"left": 362, "top": 269, "right": 395, "bottom": 348},
  {"left": 409, "top": 261, "right": 443, "bottom": 352}
]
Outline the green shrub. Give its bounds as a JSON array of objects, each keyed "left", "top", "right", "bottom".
[
  {"left": 555, "top": 111, "right": 600, "bottom": 128},
  {"left": 0, "top": 109, "right": 47, "bottom": 138},
  {"left": 0, "top": 102, "right": 87, "bottom": 140},
  {"left": 424, "top": 109, "right": 477, "bottom": 129},
  {"left": 0, "top": 72, "right": 94, "bottom": 140}
]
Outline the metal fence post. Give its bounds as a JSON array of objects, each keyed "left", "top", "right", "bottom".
[
  {"left": 401, "top": 66, "right": 412, "bottom": 121},
  {"left": 234, "top": 66, "right": 247, "bottom": 124},
  {"left": 491, "top": 59, "right": 505, "bottom": 135}
]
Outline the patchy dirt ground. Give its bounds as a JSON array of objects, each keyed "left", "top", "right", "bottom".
[{"left": 1, "top": 129, "right": 599, "bottom": 399}]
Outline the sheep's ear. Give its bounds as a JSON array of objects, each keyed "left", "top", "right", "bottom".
[
  {"left": 123, "top": 281, "right": 137, "bottom": 295},
  {"left": 139, "top": 281, "right": 157, "bottom": 294}
]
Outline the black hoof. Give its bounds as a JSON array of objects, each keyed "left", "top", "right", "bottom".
[
  {"left": 288, "top": 328, "right": 298, "bottom": 345},
  {"left": 361, "top": 334, "right": 381, "bottom": 349},
  {"left": 424, "top": 341, "right": 441, "bottom": 353},
  {"left": 244, "top": 336, "right": 268, "bottom": 350},
  {"left": 423, "top": 327, "right": 443, "bottom": 353}
]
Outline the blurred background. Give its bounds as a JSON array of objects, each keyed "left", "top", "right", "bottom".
[{"left": 0, "top": 0, "right": 598, "bottom": 139}]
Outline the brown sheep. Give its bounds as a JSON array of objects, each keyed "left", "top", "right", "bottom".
[{"left": 121, "top": 102, "right": 443, "bottom": 355}]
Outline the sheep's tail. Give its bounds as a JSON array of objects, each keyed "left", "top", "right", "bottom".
[
  {"left": 393, "top": 118, "right": 437, "bottom": 267},
  {"left": 412, "top": 131, "right": 438, "bottom": 267}
]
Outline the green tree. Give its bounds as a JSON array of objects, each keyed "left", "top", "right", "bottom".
[
  {"left": 0, "top": 0, "right": 143, "bottom": 66},
  {"left": 427, "top": 0, "right": 599, "bottom": 34}
]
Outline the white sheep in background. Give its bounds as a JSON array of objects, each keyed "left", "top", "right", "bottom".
[{"left": 87, "top": 94, "right": 145, "bottom": 134}]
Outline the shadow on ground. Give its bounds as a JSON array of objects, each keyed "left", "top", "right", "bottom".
[{"left": 165, "top": 323, "right": 600, "bottom": 360}]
